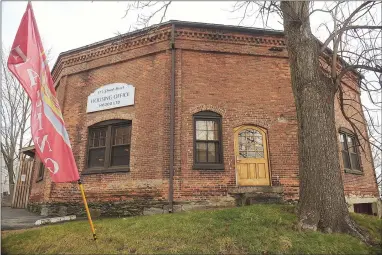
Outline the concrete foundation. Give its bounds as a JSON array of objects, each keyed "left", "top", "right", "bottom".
[{"left": 345, "top": 196, "right": 381, "bottom": 218}]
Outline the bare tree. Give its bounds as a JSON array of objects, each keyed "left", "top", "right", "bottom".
[
  {"left": 276, "top": 1, "right": 380, "bottom": 239},
  {"left": 122, "top": 0, "right": 381, "bottom": 240},
  {"left": 239, "top": 1, "right": 381, "bottom": 240},
  {"left": 0, "top": 47, "right": 32, "bottom": 196},
  {"left": 368, "top": 113, "right": 381, "bottom": 193},
  {"left": 123, "top": 1, "right": 172, "bottom": 31}
]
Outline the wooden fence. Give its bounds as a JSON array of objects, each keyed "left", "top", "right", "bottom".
[{"left": 11, "top": 155, "right": 34, "bottom": 208}]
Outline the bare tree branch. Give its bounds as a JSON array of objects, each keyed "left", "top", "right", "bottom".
[{"left": 1, "top": 47, "right": 32, "bottom": 192}]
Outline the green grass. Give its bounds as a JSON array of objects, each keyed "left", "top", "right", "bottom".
[{"left": 2, "top": 204, "right": 381, "bottom": 254}]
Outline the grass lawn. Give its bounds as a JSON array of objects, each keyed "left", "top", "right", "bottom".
[{"left": 2, "top": 204, "right": 381, "bottom": 254}]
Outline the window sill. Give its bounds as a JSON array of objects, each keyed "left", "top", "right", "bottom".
[
  {"left": 82, "top": 167, "right": 130, "bottom": 175},
  {"left": 344, "top": 168, "right": 363, "bottom": 175},
  {"left": 193, "top": 163, "right": 224, "bottom": 170},
  {"left": 36, "top": 177, "right": 43, "bottom": 183}
]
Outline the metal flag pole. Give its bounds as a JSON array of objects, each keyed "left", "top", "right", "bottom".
[{"left": 78, "top": 179, "right": 97, "bottom": 241}]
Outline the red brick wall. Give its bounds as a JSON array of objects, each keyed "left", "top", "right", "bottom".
[
  {"left": 30, "top": 49, "right": 172, "bottom": 203},
  {"left": 334, "top": 83, "right": 379, "bottom": 198},
  {"left": 29, "top": 157, "right": 46, "bottom": 202},
  {"left": 28, "top": 24, "right": 379, "bottom": 206},
  {"left": 173, "top": 49, "right": 299, "bottom": 201}
]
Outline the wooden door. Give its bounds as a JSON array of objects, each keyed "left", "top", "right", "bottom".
[
  {"left": 11, "top": 155, "right": 34, "bottom": 209},
  {"left": 234, "top": 126, "right": 270, "bottom": 186}
]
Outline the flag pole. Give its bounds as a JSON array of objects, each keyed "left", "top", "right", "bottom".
[{"left": 78, "top": 179, "right": 97, "bottom": 241}]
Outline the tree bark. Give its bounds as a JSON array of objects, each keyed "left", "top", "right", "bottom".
[
  {"left": 280, "top": 1, "right": 366, "bottom": 238},
  {"left": 6, "top": 157, "right": 15, "bottom": 197},
  {"left": 8, "top": 162, "right": 14, "bottom": 186}
]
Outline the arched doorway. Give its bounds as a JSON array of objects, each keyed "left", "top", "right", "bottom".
[{"left": 234, "top": 126, "right": 270, "bottom": 186}]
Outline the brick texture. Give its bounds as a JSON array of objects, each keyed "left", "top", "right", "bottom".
[{"left": 28, "top": 22, "right": 379, "bottom": 209}]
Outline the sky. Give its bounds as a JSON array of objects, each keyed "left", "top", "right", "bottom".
[
  {"left": 1, "top": 1, "right": 381, "bottom": 186},
  {"left": 1, "top": 1, "right": 349, "bottom": 69},
  {"left": 2, "top": 1, "right": 259, "bottom": 67}
]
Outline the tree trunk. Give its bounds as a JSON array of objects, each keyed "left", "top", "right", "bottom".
[
  {"left": 280, "top": 1, "right": 366, "bottom": 238},
  {"left": 7, "top": 159, "right": 15, "bottom": 196}
]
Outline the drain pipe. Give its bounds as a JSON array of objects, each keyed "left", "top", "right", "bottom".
[{"left": 168, "top": 23, "right": 176, "bottom": 213}]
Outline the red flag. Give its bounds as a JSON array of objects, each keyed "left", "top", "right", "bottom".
[{"left": 7, "top": 3, "right": 79, "bottom": 183}]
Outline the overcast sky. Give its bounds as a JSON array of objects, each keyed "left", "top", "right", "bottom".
[
  {"left": 3, "top": 1, "right": 268, "bottom": 67},
  {"left": 3, "top": 1, "right": 345, "bottom": 69}
]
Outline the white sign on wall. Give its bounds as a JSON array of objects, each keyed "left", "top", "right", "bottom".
[{"left": 87, "top": 83, "right": 135, "bottom": 113}]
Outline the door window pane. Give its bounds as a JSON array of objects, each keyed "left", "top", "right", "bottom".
[{"left": 238, "top": 129, "right": 264, "bottom": 158}]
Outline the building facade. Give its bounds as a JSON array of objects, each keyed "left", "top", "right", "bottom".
[{"left": 25, "top": 21, "right": 380, "bottom": 217}]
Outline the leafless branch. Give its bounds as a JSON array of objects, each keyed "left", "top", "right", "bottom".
[{"left": 1, "top": 47, "right": 32, "bottom": 190}]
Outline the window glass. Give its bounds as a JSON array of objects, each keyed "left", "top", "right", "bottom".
[
  {"left": 110, "top": 125, "right": 131, "bottom": 166},
  {"left": 111, "top": 146, "right": 130, "bottom": 166},
  {"left": 194, "top": 111, "right": 222, "bottom": 167},
  {"left": 88, "top": 148, "right": 106, "bottom": 168},
  {"left": 342, "top": 151, "right": 351, "bottom": 169},
  {"left": 340, "top": 134, "right": 347, "bottom": 151},
  {"left": 196, "top": 120, "right": 218, "bottom": 141},
  {"left": 347, "top": 136, "right": 355, "bottom": 153},
  {"left": 87, "top": 120, "right": 131, "bottom": 170},
  {"left": 340, "top": 131, "right": 361, "bottom": 172},
  {"left": 196, "top": 142, "right": 207, "bottom": 163},
  {"left": 37, "top": 161, "right": 44, "bottom": 181},
  {"left": 350, "top": 153, "right": 360, "bottom": 170},
  {"left": 195, "top": 119, "right": 220, "bottom": 163},
  {"left": 113, "top": 125, "right": 130, "bottom": 145},
  {"left": 207, "top": 142, "right": 217, "bottom": 162},
  {"left": 89, "top": 128, "right": 107, "bottom": 148},
  {"left": 238, "top": 129, "right": 264, "bottom": 158}
]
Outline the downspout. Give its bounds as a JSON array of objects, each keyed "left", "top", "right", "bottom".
[{"left": 168, "top": 23, "right": 175, "bottom": 213}]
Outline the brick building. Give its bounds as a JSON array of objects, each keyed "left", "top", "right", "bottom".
[{"left": 22, "top": 21, "right": 380, "bottom": 217}]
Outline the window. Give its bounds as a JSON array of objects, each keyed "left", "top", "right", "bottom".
[
  {"left": 339, "top": 128, "right": 361, "bottom": 174},
  {"left": 36, "top": 160, "right": 44, "bottom": 182},
  {"left": 238, "top": 129, "right": 264, "bottom": 158},
  {"left": 193, "top": 111, "right": 223, "bottom": 170},
  {"left": 354, "top": 203, "right": 373, "bottom": 215},
  {"left": 85, "top": 119, "right": 131, "bottom": 174}
]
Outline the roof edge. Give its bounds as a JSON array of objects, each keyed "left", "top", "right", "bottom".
[
  {"left": 51, "top": 20, "right": 284, "bottom": 75},
  {"left": 51, "top": 20, "right": 361, "bottom": 81}
]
